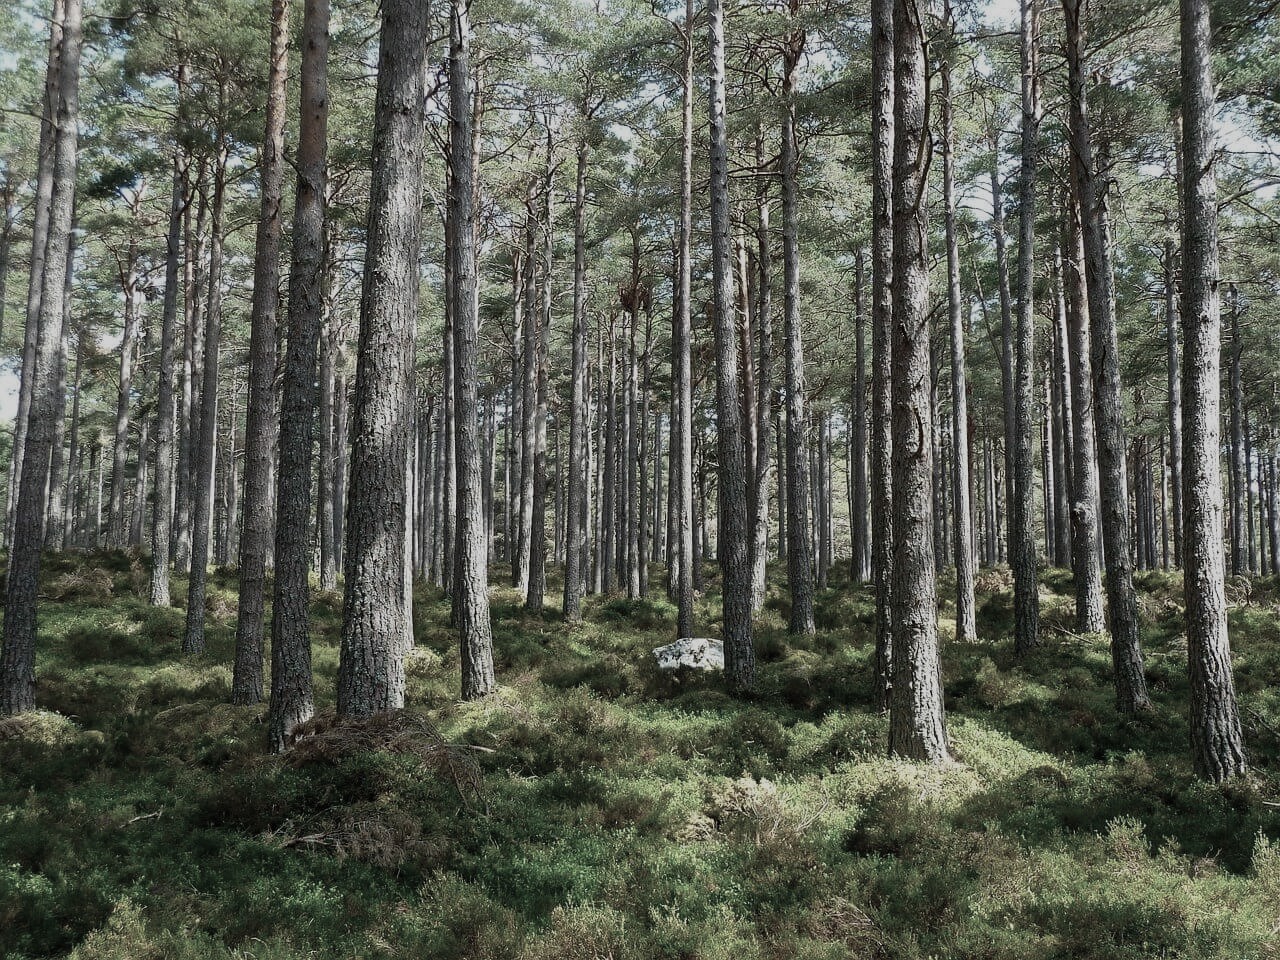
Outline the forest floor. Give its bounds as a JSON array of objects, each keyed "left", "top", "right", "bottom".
[{"left": 1, "top": 552, "right": 1279, "bottom": 960}]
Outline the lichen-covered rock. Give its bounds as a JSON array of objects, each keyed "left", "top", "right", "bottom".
[{"left": 653, "top": 637, "right": 724, "bottom": 671}]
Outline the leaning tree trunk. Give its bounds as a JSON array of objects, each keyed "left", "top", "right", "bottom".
[
  {"left": 781, "top": 23, "right": 815, "bottom": 637},
  {"left": 1064, "top": 0, "right": 1149, "bottom": 712},
  {"left": 0, "top": 0, "right": 81, "bottom": 715},
  {"left": 448, "top": 0, "right": 496, "bottom": 699},
  {"left": 268, "top": 0, "right": 327, "bottom": 750},
  {"left": 870, "top": 0, "right": 895, "bottom": 711},
  {"left": 1011, "top": 0, "right": 1040, "bottom": 655},
  {"left": 234, "top": 0, "right": 291, "bottom": 704},
  {"left": 1179, "top": 0, "right": 1246, "bottom": 782},
  {"left": 888, "top": 0, "right": 949, "bottom": 763},
  {"left": 338, "top": 0, "right": 430, "bottom": 715},
  {"left": 941, "top": 5, "right": 975, "bottom": 644},
  {"left": 709, "top": 0, "right": 755, "bottom": 690}
]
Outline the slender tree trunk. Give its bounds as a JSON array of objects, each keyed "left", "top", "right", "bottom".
[
  {"left": 338, "top": 0, "right": 430, "bottom": 714},
  {"left": 268, "top": 0, "right": 327, "bottom": 749},
  {"left": 672, "top": 0, "right": 696, "bottom": 638},
  {"left": 234, "top": 0, "right": 291, "bottom": 704},
  {"left": 182, "top": 124, "right": 229, "bottom": 656},
  {"left": 781, "top": 24, "right": 815, "bottom": 636},
  {"left": 1063, "top": 192, "right": 1105, "bottom": 633},
  {"left": 710, "top": 0, "right": 755, "bottom": 688},
  {"left": 448, "top": 0, "right": 496, "bottom": 699},
  {"left": 749, "top": 134, "right": 774, "bottom": 610},
  {"left": 7, "top": 0, "right": 66, "bottom": 551},
  {"left": 851, "top": 249, "right": 869, "bottom": 583},
  {"left": 1228, "top": 286, "right": 1246, "bottom": 576},
  {"left": 888, "top": 0, "right": 949, "bottom": 762},
  {"left": 942, "top": 8, "right": 975, "bottom": 644},
  {"left": 870, "top": 0, "right": 895, "bottom": 710},
  {"left": 563, "top": 141, "right": 590, "bottom": 619},
  {"left": 109, "top": 218, "right": 142, "bottom": 549},
  {"left": 62, "top": 338, "right": 82, "bottom": 548},
  {"left": 1, "top": 0, "right": 81, "bottom": 715},
  {"left": 527, "top": 142, "right": 553, "bottom": 612},
  {"left": 1011, "top": 0, "right": 1041, "bottom": 654},
  {"left": 45, "top": 231, "right": 74, "bottom": 550},
  {"left": 1180, "top": 0, "right": 1246, "bottom": 781},
  {"left": 1064, "top": 0, "right": 1149, "bottom": 711},
  {"left": 149, "top": 111, "right": 187, "bottom": 604}
]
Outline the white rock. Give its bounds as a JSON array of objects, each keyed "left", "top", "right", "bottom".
[{"left": 653, "top": 637, "right": 724, "bottom": 672}]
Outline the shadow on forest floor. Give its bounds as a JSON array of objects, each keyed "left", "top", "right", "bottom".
[{"left": 1, "top": 549, "right": 1278, "bottom": 959}]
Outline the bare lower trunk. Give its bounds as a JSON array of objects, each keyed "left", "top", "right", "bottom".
[
  {"left": 870, "top": 0, "right": 895, "bottom": 710},
  {"left": 269, "top": 0, "right": 327, "bottom": 749},
  {"left": 888, "top": 0, "right": 948, "bottom": 762},
  {"left": 338, "top": 0, "right": 428, "bottom": 714},
  {"left": 709, "top": 0, "right": 755, "bottom": 689},
  {"left": 448, "top": 0, "right": 496, "bottom": 700},
  {"left": 1, "top": 0, "right": 81, "bottom": 715},
  {"left": 235, "top": 0, "right": 291, "bottom": 704},
  {"left": 182, "top": 130, "right": 229, "bottom": 656},
  {"left": 1179, "top": 0, "right": 1246, "bottom": 781}
]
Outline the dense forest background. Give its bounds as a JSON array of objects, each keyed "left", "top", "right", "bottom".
[{"left": 1, "top": 0, "right": 1279, "bottom": 956}]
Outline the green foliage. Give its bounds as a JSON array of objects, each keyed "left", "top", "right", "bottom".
[{"left": 1, "top": 554, "right": 1278, "bottom": 958}]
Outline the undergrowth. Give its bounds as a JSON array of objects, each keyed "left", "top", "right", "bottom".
[{"left": 0, "top": 550, "right": 1277, "bottom": 959}]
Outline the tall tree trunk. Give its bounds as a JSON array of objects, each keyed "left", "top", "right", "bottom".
[
  {"left": 7, "top": 0, "right": 66, "bottom": 551},
  {"left": 888, "top": 0, "right": 949, "bottom": 762},
  {"left": 268, "top": 0, "right": 327, "bottom": 749},
  {"left": 1011, "top": 0, "right": 1041, "bottom": 654},
  {"left": 1228, "top": 286, "right": 1246, "bottom": 576},
  {"left": 45, "top": 228, "right": 74, "bottom": 550},
  {"left": 672, "top": 0, "right": 696, "bottom": 638},
  {"left": 527, "top": 141, "right": 553, "bottom": 612},
  {"left": 182, "top": 121, "right": 229, "bottom": 656},
  {"left": 62, "top": 337, "right": 82, "bottom": 548},
  {"left": 563, "top": 140, "right": 590, "bottom": 619},
  {"left": 941, "top": 7, "right": 975, "bottom": 644},
  {"left": 338, "top": 0, "right": 430, "bottom": 714},
  {"left": 710, "top": 0, "right": 755, "bottom": 689},
  {"left": 870, "top": 0, "right": 895, "bottom": 710},
  {"left": 149, "top": 107, "right": 187, "bottom": 605},
  {"left": 749, "top": 133, "right": 774, "bottom": 610},
  {"left": 781, "top": 22, "right": 814, "bottom": 636},
  {"left": 1179, "top": 0, "right": 1246, "bottom": 781},
  {"left": 1064, "top": 0, "right": 1149, "bottom": 711},
  {"left": 448, "top": 0, "right": 496, "bottom": 699},
  {"left": 850, "top": 248, "right": 869, "bottom": 583},
  {"left": 514, "top": 207, "right": 536, "bottom": 594},
  {"left": 109, "top": 212, "right": 142, "bottom": 549},
  {"left": 235, "top": 0, "right": 291, "bottom": 704},
  {"left": 1, "top": 0, "right": 81, "bottom": 715},
  {"left": 1164, "top": 241, "right": 1183, "bottom": 568},
  {"left": 1063, "top": 191, "right": 1105, "bottom": 633}
]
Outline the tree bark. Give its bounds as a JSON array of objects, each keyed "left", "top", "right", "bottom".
[
  {"left": 1064, "top": 0, "right": 1149, "bottom": 711},
  {"left": 888, "top": 0, "right": 949, "bottom": 763},
  {"left": 941, "top": 7, "right": 976, "bottom": 644},
  {"left": 1, "top": 0, "right": 81, "bottom": 715},
  {"left": 1011, "top": 0, "right": 1041, "bottom": 655},
  {"left": 1180, "top": 0, "right": 1246, "bottom": 781},
  {"left": 781, "top": 21, "right": 815, "bottom": 636},
  {"left": 182, "top": 121, "right": 229, "bottom": 656},
  {"left": 269, "top": 0, "right": 327, "bottom": 749},
  {"left": 338, "top": 0, "right": 429, "bottom": 714},
  {"left": 709, "top": 0, "right": 755, "bottom": 690},
  {"left": 447, "top": 0, "right": 496, "bottom": 700},
  {"left": 870, "top": 0, "right": 895, "bottom": 710}
]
